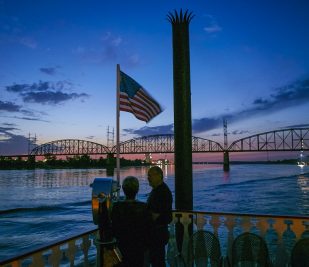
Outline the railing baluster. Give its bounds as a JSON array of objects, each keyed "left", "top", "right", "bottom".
[
  {"left": 49, "top": 245, "right": 62, "bottom": 266},
  {"left": 167, "top": 211, "right": 308, "bottom": 267},
  {"left": 29, "top": 252, "right": 45, "bottom": 267},
  {"left": 80, "top": 235, "right": 92, "bottom": 267},
  {"left": 67, "top": 240, "right": 77, "bottom": 267}
]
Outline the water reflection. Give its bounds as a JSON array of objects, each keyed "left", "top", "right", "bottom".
[
  {"left": 223, "top": 171, "right": 230, "bottom": 183},
  {"left": 1, "top": 165, "right": 309, "bottom": 215},
  {"left": 297, "top": 174, "right": 309, "bottom": 212}
]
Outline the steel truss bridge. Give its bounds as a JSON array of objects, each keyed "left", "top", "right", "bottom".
[{"left": 30, "top": 128, "right": 309, "bottom": 156}]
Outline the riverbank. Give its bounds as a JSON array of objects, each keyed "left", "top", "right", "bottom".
[
  {"left": 195, "top": 159, "right": 299, "bottom": 165},
  {"left": 0, "top": 155, "right": 150, "bottom": 170}
]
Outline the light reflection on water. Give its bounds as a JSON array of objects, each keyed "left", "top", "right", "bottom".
[
  {"left": 0, "top": 164, "right": 308, "bottom": 259},
  {"left": 0, "top": 165, "right": 308, "bottom": 212}
]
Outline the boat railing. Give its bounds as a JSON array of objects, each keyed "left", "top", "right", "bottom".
[
  {"left": 0, "top": 227, "right": 98, "bottom": 267},
  {"left": 1, "top": 211, "right": 308, "bottom": 267},
  {"left": 168, "top": 210, "right": 309, "bottom": 267}
]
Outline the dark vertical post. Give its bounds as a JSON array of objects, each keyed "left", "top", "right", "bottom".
[
  {"left": 168, "top": 10, "right": 194, "bottom": 210},
  {"left": 106, "top": 153, "right": 115, "bottom": 177},
  {"left": 223, "top": 118, "right": 230, "bottom": 171},
  {"left": 27, "top": 155, "right": 36, "bottom": 169},
  {"left": 223, "top": 151, "right": 230, "bottom": 171}
]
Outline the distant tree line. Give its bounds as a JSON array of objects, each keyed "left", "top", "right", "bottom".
[{"left": 0, "top": 154, "right": 149, "bottom": 170}]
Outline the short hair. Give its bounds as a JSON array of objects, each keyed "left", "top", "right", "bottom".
[
  {"left": 122, "top": 176, "right": 139, "bottom": 199},
  {"left": 149, "top": 166, "right": 163, "bottom": 179}
]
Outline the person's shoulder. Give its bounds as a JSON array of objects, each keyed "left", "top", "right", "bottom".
[
  {"left": 112, "top": 199, "right": 127, "bottom": 208},
  {"left": 114, "top": 199, "right": 147, "bottom": 208},
  {"left": 113, "top": 199, "right": 126, "bottom": 204},
  {"left": 133, "top": 201, "right": 150, "bottom": 214},
  {"left": 161, "top": 182, "right": 172, "bottom": 192},
  {"left": 134, "top": 200, "right": 147, "bottom": 207}
]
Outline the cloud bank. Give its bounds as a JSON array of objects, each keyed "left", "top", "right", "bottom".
[
  {"left": 1, "top": 78, "right": 308, "bottom": 155},
  {"left": 5, "top": 80, "right": 89, "bottom": 105},
  {"left": 0, "top": 101, "right": 22, "bottom": 112},
  {"left": 40, "top": 67, "right": 59, "bottom": 75},
  {"left": 123, "top": 78, "right": 309, "bottom": 137}
]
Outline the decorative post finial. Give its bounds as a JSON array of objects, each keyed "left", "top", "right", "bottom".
[{"left": 167, "top": 9, "right": 194, "bottom": 24}]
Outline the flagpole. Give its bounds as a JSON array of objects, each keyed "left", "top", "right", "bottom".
[{"left": 116, "top": 64, "right": 121, "bottom": 188}]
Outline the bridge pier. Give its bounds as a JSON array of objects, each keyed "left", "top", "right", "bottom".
[
  {"left": 27, "top": 155, "right": 36, "bottom": 168},
  {"left": 223, "top": 150, "right": 230, "bottom": 172},
  {"left": 106, "top": 153, "right": 115, "bottom": 177}
]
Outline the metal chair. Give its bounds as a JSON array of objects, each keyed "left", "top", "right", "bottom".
[
  {"left": 231, "top": 232, "right": 270, "bottom": 267},
  {"left": 291, "top": 237, "right": 309, "bottom": 267},
  {"left": 188, "top": 230, "right": 222, "bottom": 267}
]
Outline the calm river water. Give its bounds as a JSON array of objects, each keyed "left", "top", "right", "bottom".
[{"left": 0, "top": 164, "right": 308, "bottom": 260}]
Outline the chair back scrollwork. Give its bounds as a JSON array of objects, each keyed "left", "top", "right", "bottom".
[
  {"left": 188, "top": 230, "right": 222, "bottom": 267},
  {"left": 290, "top": 237, "right": 309, "bottom": 267},
  {"left": 231, "top": 232, "right": 270, "bottom": 267}
]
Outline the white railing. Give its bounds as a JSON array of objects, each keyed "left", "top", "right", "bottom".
[
  {"left": 0, "top": 228, "right": 98, "bottom": 267},
  {"left": 167, "top": 211, "right": 309, "bottom": 267},
  {"left": 1, "top": 211, "right": 308, "bottom": 267}
]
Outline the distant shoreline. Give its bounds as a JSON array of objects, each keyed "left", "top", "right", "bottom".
[
  {"left": 0, "top": 159, "right": 301, "bottom": 170},
  {"left": 194, "top": 159, "right": 299, "bottom": 165}
]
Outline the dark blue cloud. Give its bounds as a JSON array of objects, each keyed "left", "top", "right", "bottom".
[
  {"left": 192, "top": 117, "right": 223, "bottom": 134},
  {"left": 0, "top": 134, "right": 29, "bottom": 155},
  {"left": 210, "top": 130, "right": 250, "bottom": 137},
  {"left": 5, "top": 80, "right": 89, "bottom": 105},
  {"left": 0, "top": 125, "right": 19, "bottom": 132},
  {"left": 231, "top": 130, "right": 250, "bottom": 135},
  {"left": 252, "top": 79, "right": 309, "bottom": 111},
  {"left": 0, "top": 100, "right": 49, "bottom": 121},
  {"left": 40, "top": 67, "right": 58, "bottom": 75},
  {"left": 6, "top": 81, "right": 50, "bottom": 92},
  {"left": 0, "top": 126, "right": 26, "bottom": 155},
  {"left": 12, "top": 116, "right": 49, "bottom": 122},
  {"left": 2, "top": 122, "right": 17, "bottom": 127},
  {"left": 0, "top": 126, "right": 36, "bottom": 155},
  {"left": 192, "top": 78, "right": 309, "bottom": 133},
  {"left": 0, "top": 100, "right": 21, "bottom": 112},
  {"left": 22, "top": 91, "right": 88, "bottom": 105},
  {"left": 123, "top": 124, "right": 174, "bottom": 136},
  {"left": 124, "top": 78, "right": 309, "bottom": 136},
  {"left": 280, "top": 123, "right": 309, "bottom": 129}
]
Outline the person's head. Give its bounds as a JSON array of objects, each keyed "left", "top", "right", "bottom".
[
  {"left": 122, "top": 176, "right": 139, "bottom": 200},
  {"left": 147, "top": 166, "right": 164, "bottom": 189}
]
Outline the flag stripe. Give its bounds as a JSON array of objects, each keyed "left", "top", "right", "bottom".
[
  {"left": 120, "top": 102, "right": 151, "bottom": 122},
  {"left": 119, "top": 93, "right": 153, "bottom": 119},
  {"left": 119, "top": 71, "right": 162, "bottom": 122},
  {"left": 136, "top": 90, "right": 161, "bottom": 114},
  {"left": 122, "top": 93, "right": 155, "bottom": 119},
  {"left": 120, "top": 103, "right": 150, "bottom": 122},
  {"left": 134, "top": 92, "right": 157, "bottom": 117},
  {"left": 119, "top": 93, "right": 151, "bottom": 122},
  {"left": 131, "top": 96, "right": 156, "bottom": 118}
]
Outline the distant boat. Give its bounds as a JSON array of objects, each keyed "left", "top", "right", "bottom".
[
  {"left": 297, "top": 161, "right": 306, "bottom": 168},
  {"left": 297, "top": 150, "right": 307, "bottom": 167}
]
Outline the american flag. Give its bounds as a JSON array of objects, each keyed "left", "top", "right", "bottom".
[{"left": 119, "top": 71, "right": 162, "bottom": 122}]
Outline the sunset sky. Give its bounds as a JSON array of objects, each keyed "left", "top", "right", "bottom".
[{"left": 1, "top": 0, "right": 309, "bottom": 157}]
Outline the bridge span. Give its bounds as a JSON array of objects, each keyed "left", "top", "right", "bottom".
[
  {"left": 29, "top": 135, "right": 223, "bottom": 156},
  {"left": 29, "top": 127, "right": 309, "bottom": 156}
]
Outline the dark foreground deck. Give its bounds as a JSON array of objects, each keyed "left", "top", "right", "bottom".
[{"left": 1, "top": 210, "right": 308, "bottom": 267}]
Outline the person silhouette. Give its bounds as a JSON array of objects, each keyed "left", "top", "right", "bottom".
[
  {"left": 147, "top": 166, "right": 173, "bottom": 267},
  {"left": 111, "top": 176, "right": 151, "bottom": 267}
]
